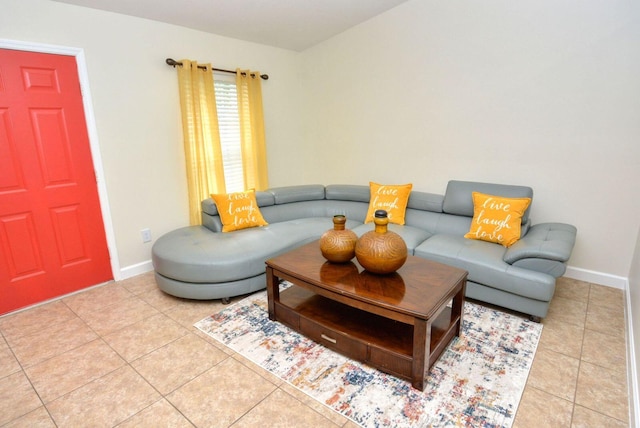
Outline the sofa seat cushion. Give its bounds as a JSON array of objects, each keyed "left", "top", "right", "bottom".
[
  {"left": 351, "top": 223, "right": 432, "bottom": 255},
  {"left": 414, "top": 234, "right": 555, "bottom": 301},
  {"left": 152, "top": 218, "right": 362, "bottom": 284}
]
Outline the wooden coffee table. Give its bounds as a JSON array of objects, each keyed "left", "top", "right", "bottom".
[{"left": 265, "top": 241, "right": 468, "bottom": 391}]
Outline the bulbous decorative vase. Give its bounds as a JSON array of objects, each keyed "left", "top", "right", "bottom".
[
  {"left": 319, "top": 215, "right": 358, "bottom": 263},
  {"left": 355, "top": 210, "right": 407, "bottom": 274}
]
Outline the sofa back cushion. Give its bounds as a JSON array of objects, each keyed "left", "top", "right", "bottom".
[
  {"left": 407, "top": 191, "right": 444, "bottom": 213},
  {"left": 325, "top": 184, "right": 370, "bottom": 202},
  {"left": 267, "top": 184, "right": 325, "bottom": 204},
  {"left": 259, "top": 200, "right": 367, "bottom": 224},
  {"left": 443, "top": 180, "right": 533, "bottom": 223}
]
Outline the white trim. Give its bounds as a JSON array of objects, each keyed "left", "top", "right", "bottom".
[
  {"left": 0, "top": 39, "right": 121, "bottom": 281},
  {"left": 120, "top": 260, "right": 154, "bottom": 280},
  {"left": 0, "top": 39, "right": 70, "bottom": 54},
  {"left": 564, "top": 265, "right": 627, "bottom": 289},
  {"left": 626, "top": 279, "right": 640, "bottom": 428}
]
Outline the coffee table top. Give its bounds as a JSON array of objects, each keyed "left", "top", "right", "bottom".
[{"left": 266, "top": 241, "right": 467, "bottom": 320}]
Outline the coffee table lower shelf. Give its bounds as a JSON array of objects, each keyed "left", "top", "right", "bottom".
[{"left": 273, "top": 286, "right": 460, "bottom": 390}]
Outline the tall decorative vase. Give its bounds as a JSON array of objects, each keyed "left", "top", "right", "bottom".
[
  {"left": 319, "top": 215, "right": 358, "bottom": 263},
  {"left": 355, "top": 210, "right": 407, "bottom": 274}
]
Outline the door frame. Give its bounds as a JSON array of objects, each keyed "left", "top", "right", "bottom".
[{"left": 0, "top": 38, "right": 121, "bottom": 281}]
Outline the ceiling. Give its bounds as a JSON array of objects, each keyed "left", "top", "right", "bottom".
[{"left": 52, "top": 0, "right": 410, "bottom": 51}]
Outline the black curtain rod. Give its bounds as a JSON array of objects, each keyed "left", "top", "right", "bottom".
[{"left": 165, "top": 58, "right": 268, "bottom": 80}]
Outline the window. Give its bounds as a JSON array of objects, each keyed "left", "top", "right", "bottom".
[{"left": 214, "top": 79, "right": 244, "bottom": 193}]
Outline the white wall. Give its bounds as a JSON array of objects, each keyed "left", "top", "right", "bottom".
[
  {"left": 2, "top": 0, "right": 639, "bottom": 284},
  {"left": 0, "top": 0, "right": 303, "bottom": 273},
  {"left": 298, "top": 0, "right": 640, "bottom": 279}
]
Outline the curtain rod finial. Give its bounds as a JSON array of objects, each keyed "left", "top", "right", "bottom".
[{"left": 166, "top": 58, "right": 179, "bottom": 67}]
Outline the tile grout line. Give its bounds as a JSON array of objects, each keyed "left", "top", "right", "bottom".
[{"left": 568, "top": 283, "right": 590, "bottom": 427}]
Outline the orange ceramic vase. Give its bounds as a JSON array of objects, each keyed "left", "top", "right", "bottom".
[
  {"left": 355, "top": 210, "right": 407, "bottom": 274},
  {"left": 319, "top": 215, "right": 358, "bottom": 263}
]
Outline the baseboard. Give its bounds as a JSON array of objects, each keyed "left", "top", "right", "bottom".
[
  {"left": 119, "top": 260, "right": 154, "bottom": 280},
  {"left": 564, "top": 265, "right": 627, "bottom": 289},
  {"left": 625, "top": 280, "right": 640, "bottom": 428}
]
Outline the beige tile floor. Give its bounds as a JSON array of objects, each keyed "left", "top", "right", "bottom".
[{"left": 0, "top": 273, "right": 630, "bottom": 427}]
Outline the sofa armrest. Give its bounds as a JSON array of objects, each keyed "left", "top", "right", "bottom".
[{"left": 504, "top": 223, "right": 577, "bottom": 264}]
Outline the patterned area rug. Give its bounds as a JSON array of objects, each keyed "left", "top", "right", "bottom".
[{"left": 195, "top": 284, "right": 542, "bottom": 428}]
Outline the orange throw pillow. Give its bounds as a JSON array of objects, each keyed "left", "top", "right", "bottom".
[
  {"left": 211, "top": 190, "right": 268, "bottom": 232},
  {"left": 464, "top": 192, "right": 531, "bottom": 247},
  {"left": 364, "top": 182, "right": 412, "bottom": 225}
]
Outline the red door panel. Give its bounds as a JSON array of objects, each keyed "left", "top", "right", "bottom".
[
  {"left": 0, "top": 49, "right": 112, "bottom": 315},
  {"left": 0, "top": 213, "right": 45, "bottom": 280},
  {"left": 0, "top": 110, "right": 24, "bottom": 191}
]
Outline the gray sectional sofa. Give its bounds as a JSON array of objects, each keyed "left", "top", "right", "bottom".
[{"left": 152, "top": 180, "right": 577, "bottom": 320}]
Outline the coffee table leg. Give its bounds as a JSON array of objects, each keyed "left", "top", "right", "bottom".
[
  {"left": 412, "top": 318, "right": 430, "bottom": 391},
  {"left": 452, "top": 281, "right": 466, "bottom": 337},
  {"left": 266, "top": 266, "right": 279, "bottom": 321}
]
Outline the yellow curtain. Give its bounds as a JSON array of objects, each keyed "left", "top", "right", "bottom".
[
  {"left": 236, "top": 69, "right": 269, "bottom": 190},
  {"left": 176, "top": 60, "right": 226, "bottom": 225}
]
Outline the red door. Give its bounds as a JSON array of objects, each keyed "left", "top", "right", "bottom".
[{"left": 0, "top": 49, "right": 112, "bottom": 315}]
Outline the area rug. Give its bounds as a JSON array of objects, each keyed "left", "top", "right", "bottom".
[{"left": 195, "top": 284, "right": 542, "bottom": 428}]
